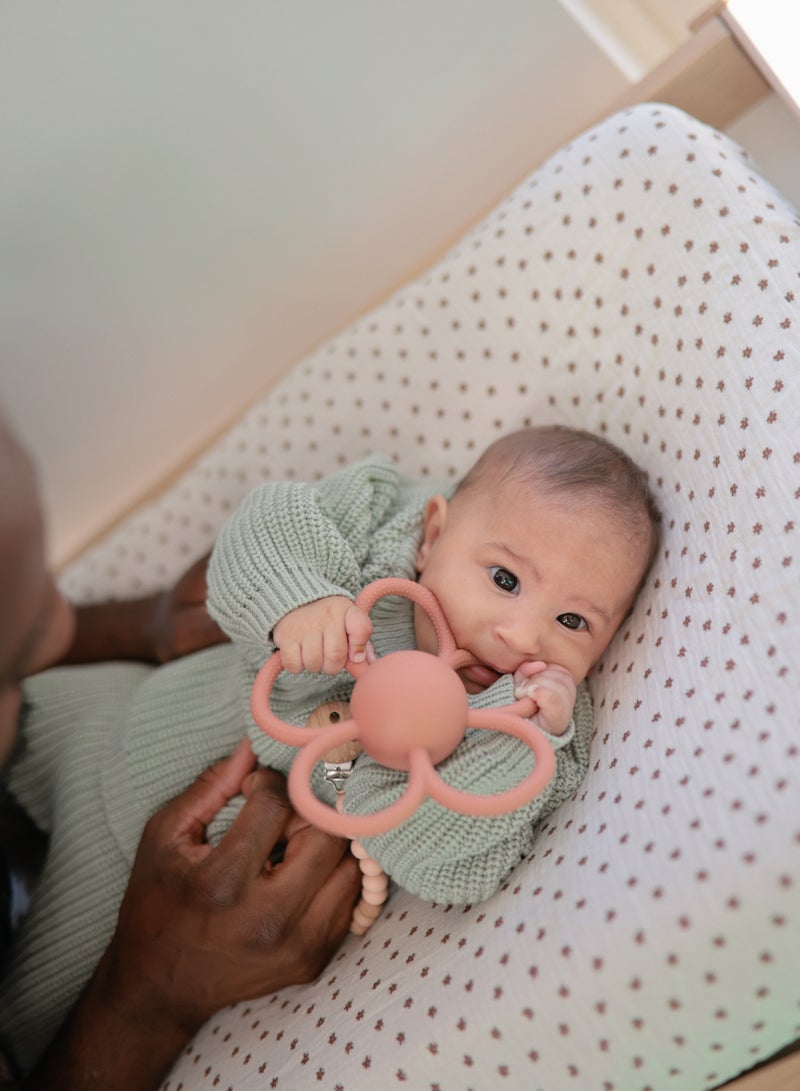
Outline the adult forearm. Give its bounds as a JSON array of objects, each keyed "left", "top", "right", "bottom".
[
  {"left": 24, "top": 949, "right": 194, "bottom": 1091},
  {"left": 60, "top": 596, "right": 162, "bottom": 665},
  {"left": 60, "top": 551, "right": 223, "bottom": 665}
]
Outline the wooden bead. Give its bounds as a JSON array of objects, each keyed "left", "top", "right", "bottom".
[
  {"left": 305, "top": 700, "right": 352, "bottom": 730},
  {"left": 358, "top": 898, "right": 384, "bottom": 920},
  {"left": 361, "top": 872, "right": 388, "bottom": 893},
  {"left": 350, "top": 903, "right": 381, "bottom": 934}
]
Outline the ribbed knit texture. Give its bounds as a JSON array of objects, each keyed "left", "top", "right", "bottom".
[
  {"left": 0, "top": 665, "right": 150, "bottom": 1070},
  {"left": 0, "top": 455, "right": 593, "bottom": 1071}
]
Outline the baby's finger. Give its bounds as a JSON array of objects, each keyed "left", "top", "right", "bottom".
[
  {"left": 532, "top": 682, "right": 559, "bottom": 710},
  {"left": 273, "top": 615, "right": 306, "bottom": 674},
  {"left": 345, "top": 606, "right": 373, "bottom": 664},
  {"left": 278, "top": 639, "right": 305, "bottom": 674},
  {"left": 514, "top": 679, "right": 540, "bottom": 704},
  {"left": 301, "top": 629, "right": 328, "bottom": 674},
  {"left": 321, "top": 622, "right": 348, "bottom": 674},
  {"left": 531, "top": 682, "right": 574, "bottom": 736},
  {"left": 516, "top": 659, "right": 548, "bottom": 679}
]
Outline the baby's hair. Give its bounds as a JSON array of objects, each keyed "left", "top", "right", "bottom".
[{"left": 455, "top": 425, "right": 661, "bottom": 577}]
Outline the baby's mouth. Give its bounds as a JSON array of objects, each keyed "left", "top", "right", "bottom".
[{"left": 459, "top": 661, "right": 503, "bottom": 692}]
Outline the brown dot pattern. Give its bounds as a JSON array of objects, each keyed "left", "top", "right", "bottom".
[{"left": 61, "top": 104, "right": 799, "bottom": 1090}]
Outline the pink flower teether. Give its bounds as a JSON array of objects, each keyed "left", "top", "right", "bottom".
[{"left": 250, "top": 578, "right": 556, "bottom": 838}]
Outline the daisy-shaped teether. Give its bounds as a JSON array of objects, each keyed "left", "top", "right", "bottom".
[{"left": 250, "top": 577, "right": 556, "bottom": 839}]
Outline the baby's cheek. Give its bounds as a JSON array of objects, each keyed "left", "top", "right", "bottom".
[{"left": 412, "top": 605, "right": 439, "bottom": 656}]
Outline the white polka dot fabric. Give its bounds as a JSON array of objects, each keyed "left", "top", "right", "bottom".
[{"left": 62, "top": 104, "right": 799, "bottom": 1090}]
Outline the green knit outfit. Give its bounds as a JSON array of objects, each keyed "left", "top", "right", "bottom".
[{"left": 0, "top": 455, "right": 592, "bottom": 1071}]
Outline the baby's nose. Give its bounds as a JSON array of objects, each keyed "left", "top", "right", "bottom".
[{"left": 496, "top": 616, "right": 542, "bottom": 659}]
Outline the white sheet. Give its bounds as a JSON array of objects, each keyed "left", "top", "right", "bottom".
[{"left": 63, "top": 103, "right": 800, "bottom": 1091}]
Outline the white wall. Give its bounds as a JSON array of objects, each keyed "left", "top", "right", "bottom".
[
  {"left": 726, "top": 94, "right": 800, "bottom": 210},
  {"left": 1, "top": 3, "right": 797, "bottom": 570},
  {"left": 0, "top": 1, "right": 629, "bottom": 567}
]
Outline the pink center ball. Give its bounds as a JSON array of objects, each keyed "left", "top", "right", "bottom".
[{"left": 350, "top": 649, "right": 469, "bottom": 770}]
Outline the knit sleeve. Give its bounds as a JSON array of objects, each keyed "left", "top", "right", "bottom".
[
  {"left": 343, "top": 681, "right": 594, "bottom": 904},
  {"left": 206, "top": 456, "right": 400, "bottom": 666}
]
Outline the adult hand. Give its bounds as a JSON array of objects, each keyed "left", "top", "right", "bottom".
[
  {"left": 144, "top": 552, "right": 228, "bottom": 663},
  {"left": 62, "top": 553, "right": 228, "bottom": 666},
  {"left": 26, "top": 741, "right": 361, "bottom": 1091}
]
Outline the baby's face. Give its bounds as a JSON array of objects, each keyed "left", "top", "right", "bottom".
[{"left": 414, "top": 480, "right": 649, "bottom": 695}]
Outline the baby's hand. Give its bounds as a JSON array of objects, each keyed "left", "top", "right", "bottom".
[
  {"left": 513, "top": 661, "right": 576, "bottom": 737},
  {"left": 272, "top": 597, "right": 373, "bottom": 675}
]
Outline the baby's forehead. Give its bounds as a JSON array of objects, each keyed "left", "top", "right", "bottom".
[
  {"left": 465, "top": 468, "right": 587, "bottom": 511},
  {"left": 469, "top": 473, "right": 649, "bottom": 555}
]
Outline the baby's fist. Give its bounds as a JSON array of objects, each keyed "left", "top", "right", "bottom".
[
  {"left": 273, "top": 597, "right": 372, "bottom": 675},
  {"left": 513, "top": 662, "right": 576, "bottom": 737}
]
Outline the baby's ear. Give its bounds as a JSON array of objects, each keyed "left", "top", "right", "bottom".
[{"left": 416, "top": 495, "right": 449, "bottom": 570}]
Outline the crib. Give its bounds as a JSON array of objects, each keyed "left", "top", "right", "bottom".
[{"left": 61, "top": 103, "right": 799, "bottom": 1091}]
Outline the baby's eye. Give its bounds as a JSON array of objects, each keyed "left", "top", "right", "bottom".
[
  {"left": 490, "top": 566, "right": 520, "bottom": 594},
  {"left": 557, "top": 612, "right": 587, "bottom": 631}
]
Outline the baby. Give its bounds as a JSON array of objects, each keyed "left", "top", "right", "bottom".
[
  {"left": 208, "top": 424, "right": 660, "bottom": 903},
  {"left": 3, "top": 424, "right": 658, "bottom": 1065}
]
